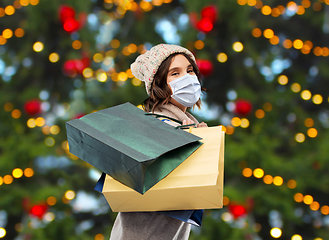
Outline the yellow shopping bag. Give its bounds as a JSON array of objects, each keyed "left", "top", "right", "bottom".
[{"left": 100, "top": 126, "right": 225, "bottom": 212}]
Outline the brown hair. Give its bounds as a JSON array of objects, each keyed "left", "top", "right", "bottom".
[{"left": 142, "top": 52, "right": 204, "bottom": 112}]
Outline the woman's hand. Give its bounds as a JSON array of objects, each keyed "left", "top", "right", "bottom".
[
  {"left": 182, "top": 119, "right": 208, "bottom": 128},
  {"left": 182, "top": 119, "right": 195, "bottom": 126},
  {"left": 197, "top": 122, "right": 208, "bottom": 128}
]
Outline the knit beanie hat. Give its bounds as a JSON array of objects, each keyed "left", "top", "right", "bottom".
[{"left": 130, "top": 43, "right": 196, "bottom": 95}]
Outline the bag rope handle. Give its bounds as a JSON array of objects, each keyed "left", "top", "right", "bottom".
[{"left": 145, "top": 113, "right": 196, "bottom": 129}]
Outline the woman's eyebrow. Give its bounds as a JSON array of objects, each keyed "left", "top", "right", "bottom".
[{"left": 168, "top": 67, "right": 180, "bottom": 73}]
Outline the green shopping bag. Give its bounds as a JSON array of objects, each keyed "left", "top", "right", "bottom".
[{"left": 65, "top": 102, "right": 202, "bottom": 194}]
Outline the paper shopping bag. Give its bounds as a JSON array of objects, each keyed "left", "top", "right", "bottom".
[
  {"left": 65, "top": 102, "right": 202, "bottom": 194},
  {"left": 98, "top": 126, "right": 225, "bottom": 211}
]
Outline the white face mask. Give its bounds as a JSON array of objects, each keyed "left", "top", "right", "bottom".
[{"left": 168, "top": 74, "right": 201, "bottom": 107}]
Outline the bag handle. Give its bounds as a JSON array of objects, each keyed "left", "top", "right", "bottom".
[
  {"left": 145, "top": 113, "right": 182, "bottom": 124},
  {"left": 145, "top": 113, "right": 196, "bottom": 130}
]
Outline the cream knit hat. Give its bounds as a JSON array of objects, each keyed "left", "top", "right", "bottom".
[{"left": 130, "top": 43, "right": 196, "bottom": 95}]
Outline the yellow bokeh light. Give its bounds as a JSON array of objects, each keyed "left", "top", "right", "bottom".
[
  {"left": 3, "top": 29, "right": 13, "bottom": 39},
  {"left": 35, "top": 117, "right": 45, "bottom": 127},
  {"left": 313, "top": 46, "right": 322, "bottom": 56},
  {"left": 110, "top": 39, "right": 120, "bottom": 48},
  {"left": 47, "top": 196, "right": 57, "bottom": 206},
  {"left": 4, "top": 102, "right": 13, "bottom": 112},
  {"left": 12, "top": 168, "right": 23, "bottom": 178},
  {"left": 296, "top": 6, "right": 305, "bottom": 15},
  {"left": 126, "top": 69, "right": 134, "bottom": 78},
  {"left": 307, "top": 128, "right": 318, "bottom": 138},
  {"left": 277, "top": 5, "right": 286, "bottom": 14},
  {"left": 128, "top": 43, "right": 138, "bottom": 53},
  {"left": 140, "top": 0, "right": 153, "bottom": 11},
  {"left": 302, "top": 0, "right": 311, "bottom": 8},
  {"left": 237, "top": 0, "right": 247, "bottom": 5},
  {"left": 283, "top": 39, "right": 293, "bottom": 49},
  {"left": 232, "top": 42, "right": 243, "bottom": 52},
  {"left": 291, "top": 83, "right": 301, "bottom": 92},
  {"left": 313, "top": 2, "right": 322, "bottom": 11},
  {"left": 20, "top": 0, "right": 29, "bottom": 6},
  {"left": 287, "top": 1, "right": 298, "bottom": 11},
  {"left": 294, "top": 193, "right": 304, "bottom": 202},
  {"left": 118, "top": 72, "right": 128, "bottom": 81},
  {"left": 62, "top": 140, "right": 69, "bottom": 151},
  {"left": 97, "top": 72, "right": 107, "bottom": 82},
  {"left": 253, "top": 168, "right": 264, "bottom": 178},
  {"left": 3, "top": 175, "right": 13, "bottom": 184},
  {"left": 252, "top": 28, "right": 262, "bottom": 37},
  {"left": 138, "top": 44, "right": 147, "bottom": 54},
  {"left": 217, "top": 53, "right": 228, "bottom": 63},
  {"left": 287, "top": 179, "right": 297, "bottom": 189},
  {"left": 5, "top": 5, "right": 15, "bottom": 15},
  {"left": 263, "top": 29, "right": 274, "bottom": 39},
  {"left": 0, "top": 228, "right": 6, "bottom": 238},
  {"left": 30, "top": 0, "right": 39, "bottom": 5},
  {"left": 295, "top": 133, "right": 305, "bottom": 143},
  {"left": 33, "top": 42, "right": 44, "bottom": 52},
  {"left": 263, "top": 102, "right": 272, "bottom": 112},
  {"left": 24, "top": 168, "right": 34, "bottom": 177},
  {"left": 0, "top": 8, "right": 4, "bottom": 17},
  {"left": 83, "top": 68, "right": 93, "bottom": 78},
  {"left": 50, "top": 125, "right": 60, "bottom": 135},
  {"left": 301, "top": 90, "right": 311, "bottom": 100},
  {"left": 45, "top": 137, "right": 55, "bottom": 147},
  {"left": 320, "top": 205, "right": 329, "bottom": 215},
  {"left": 223, "top": 196, "right": 230, "bottom": 206},
  {"left": 312, "top": 94, "right": 323, "bottom": 104},
  {"left": 132, "top": 78, "right": 141, "bottom": 86},
  {"left": 303, "top": 194, "right": 313, "bottom": 205},
  {"left": 122, "top": 46, "right": 131, "bottom": 56},
  {"left": 293, "top": 39, "right": 303, "bottom": 49},
  {"left": 72, "top": 40, "right": 82, "bottom": 50},
  {"left": 231, "top": 117, "right": 241, "bottom": 127},
  {"left": 93, "top": 53, "right": 103, "bottom": 63},
  {"left": 65, "top": 190, "right": 76, "bottom": 200},
  {"left": 270, "top": 35, "right": 280, "bottom": 45},
  {"left": 323, "top": 47, "right": 329, "bottom": 57},
  {"left": 304, "top": 118, "right": 314, "bottom": 127},
  {"left": 225, "top": 125, "right": 234, "bottom": 135},
  {"left": 263, "top": 175, "right": 273, "bottom": 184},
  {"left": 42, "top": 126, "right": 51, "bottom": 135},
  {"left": 271, "top": 8, "right": 281, "bottom": 17},
  {"left": 255, "top": 109, "right": 265, "bottom": 118},
  {"left": 310, "top": 201, "right": 320, "bottom": 211},
  {"left": 261, "top": 5, "right": 272, "bottom": 15},
  {"left": 291, "top": 234, "right": 302, "bottom": 240},
  {"left": 195, "top": 40, "right": 204, "bottom": 50},
  {"left": 27, "top": 118, "right": 36, "bottom": 128},
  {"left": 242, "top": 168, "right": 252, "bottom": 177},
  {"left": 273, "top": 176, "right": 283, "bottom": 186},
  {"left": 270, "top": 227, "right": 282, "bottom": 238},
  {"left": 240, "top": 118, "right": 250, "bottom": 128},
  {"left": 49, "top": 53, "right": 59, "bottom": 63},
  {"left": 0, "top": 177, "right": 2, "bottom": 186},
  {"left": 95, "top": 233, "right": 105, "bottom": 240},
  {"left": 278, "top": 75, "right": 288, "bottom": 85},
  {"left": 11, "top": 109, "right": 21, "bottom": 119}
]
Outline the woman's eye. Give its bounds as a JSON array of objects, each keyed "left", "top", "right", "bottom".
[
  {"left": 171, "top": 72, "right": 178, "bottom": 76},
  {"left": 187, "top": 69, "right": 194, "bottom": 73}
]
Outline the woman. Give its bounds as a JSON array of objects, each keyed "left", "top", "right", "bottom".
[{"left": 110, "top": 44, "right": 207, "bottom": 240}]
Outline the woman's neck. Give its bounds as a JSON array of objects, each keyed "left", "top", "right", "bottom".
[{"left": 169, "top": 98, "right": 186, "bottom": 112}]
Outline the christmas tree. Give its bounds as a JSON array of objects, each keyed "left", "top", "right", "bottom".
[{"left": 0, "top": 0, "right": 329, "bottom": 239}]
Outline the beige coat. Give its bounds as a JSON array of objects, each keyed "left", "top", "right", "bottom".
[{"left": 109, "top": 103, "right": 199, "bottom": 240}]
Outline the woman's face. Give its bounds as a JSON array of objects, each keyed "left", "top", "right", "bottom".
[{"left": 166, "top": 54, "right": 196, "bottom": 85}]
